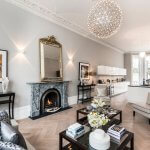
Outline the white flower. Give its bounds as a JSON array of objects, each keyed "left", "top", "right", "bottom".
[
  {"left": 91, "top": 98, "right": 105, "bottom": 108},
  {"left": 87, "top": 112, "right": 109, "bottom": 128}
]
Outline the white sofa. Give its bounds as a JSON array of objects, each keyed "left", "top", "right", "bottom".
[{"left": 132, "top": 93, "right": 150, "bottom": 124}]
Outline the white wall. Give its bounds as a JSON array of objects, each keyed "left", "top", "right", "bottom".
[{"left": 0, "top": 1, "right": 124, "bottom": 118}]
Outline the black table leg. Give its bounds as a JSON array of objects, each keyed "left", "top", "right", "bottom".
[
  {"left": 82, "top": 87, "right": 84, "bottom": 104},
  {"left": 8, "top": 102, "right": 11, "bottom": 119},
  {"left": 120, "top": 111, "right": 122, "bottom": 123},
  {"left": 131, "top": 135, "right": 134, "bottom": 150},
  {"left": 12, "top": 94, "right": 15, "bottom": 119},
  {"left": 77, "top": 111, "right": 79, "bottom": 122},
  {"left": 133, "top": 111, "right": 135, "bottom": 117},
  {"left": 59, "top": 134, "right": 63, "bottom": 150}
]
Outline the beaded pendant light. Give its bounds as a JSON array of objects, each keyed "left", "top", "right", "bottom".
[{"left": 87, "top": 0, "right": 122, "bottom": 39}]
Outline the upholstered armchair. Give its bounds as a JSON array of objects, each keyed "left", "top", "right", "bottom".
[
  {"left": 0, "top": 111, "right": 27, "bottom": 150},
  {"left": 132, "top": 93, "right": 150, "bottom": 124},
  {"left": 94, "top": 85, "right": 111, "bottom": 106}
]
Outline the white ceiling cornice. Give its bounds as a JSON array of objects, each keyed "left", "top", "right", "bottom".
[{"left": 5, "top": 0, "right": 124, "bottom": 54}]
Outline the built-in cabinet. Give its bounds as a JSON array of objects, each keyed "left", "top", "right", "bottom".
[
  {"left": 96, "top": 82, "right": 130, "bottom": 97},
  {"left": 97, "top": 65, "right": 127, "bottom": 76}
]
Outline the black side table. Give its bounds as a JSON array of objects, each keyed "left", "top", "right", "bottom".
[
  {"left": 0, "top": 92, "right": 15, "bottom": 119},
  {"left": 77, "top": 84, "right": 95, "bottom": 104}
]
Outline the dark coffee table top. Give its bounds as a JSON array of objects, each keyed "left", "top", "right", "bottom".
[{"left": 60, "top": 119, "right": 134, "bottom": 150}]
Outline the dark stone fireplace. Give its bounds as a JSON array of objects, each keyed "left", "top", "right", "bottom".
[
  {"left": 27, "top": 81, "right": 70, "bottom": 118},
  {"left": 40, "top": 89, "right": 61, "bottom": 114}
]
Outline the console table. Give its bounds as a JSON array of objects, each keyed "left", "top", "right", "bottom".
[
  {"left": 77, "top": 84, "right": 95, "bottom": 104},
  {"left": 0, "top": 92, "right": 15, "bottom": 119}
]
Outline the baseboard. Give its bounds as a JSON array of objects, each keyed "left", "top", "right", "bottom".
[
  {"left": 14, "top": 96, "right": 78, "bottom": 120},
  {"left": 14, "top": 105, "right": 30, "bottom": 120},
  {"left": 68, "top": 96, "right": 78, "bottom": 105}
]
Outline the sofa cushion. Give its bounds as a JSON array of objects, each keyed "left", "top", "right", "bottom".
[
  {"left": 1, "top": 121, "right": 27, "bottom": 149},
  {"left": 0, "top": 141, "right": 26, "bottom": 150},
  {"left": 0, "top": 111, "right": 10, "bottom": 125},
  {"left": 0, "top": 111, "right": 10, "bottom": 135},
  {"left": 132, "top": 103, "right": 150, "bottom": 114}
]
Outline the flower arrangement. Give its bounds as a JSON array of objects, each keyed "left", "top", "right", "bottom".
[
  {"left": 91, "top": 98, "right": 105, "bottom": 109},
  {"left": 88, "top": 112, "right": 109, "bottom": 128}
]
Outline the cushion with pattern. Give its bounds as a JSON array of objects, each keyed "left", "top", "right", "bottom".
[
  {"left": 1, "top": 121, "right": 27, "bottom": 149},
  {"left": 0, "top": 141, "right": 26, "bottom": 150},
  {"left": 0, "top": 111, "right": 10, "bottom": 135}
]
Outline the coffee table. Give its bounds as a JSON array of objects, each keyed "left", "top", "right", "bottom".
[
  {"left": 59, "top": 119, "right": 134, "bottom": 150},
  {"left": 77, "top": 107, "right": 122, "bottom": 125}
]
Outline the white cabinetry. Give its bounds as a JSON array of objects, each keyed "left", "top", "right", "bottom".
[
  {"left": 97, "top": 65, "right": 127, "bottom": 76},
  {"left": 112, "top": 82, "right": 130, "bottom": 96}
]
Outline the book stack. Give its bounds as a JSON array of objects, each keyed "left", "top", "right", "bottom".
[
  {"left": 107, "top": 124, "right": 126, "bottom": 142},
  {"left": 66, "top": 123, "right": 85, "bottom": 139}
]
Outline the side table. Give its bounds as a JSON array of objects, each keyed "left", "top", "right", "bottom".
[
  {"left": 77, "top": 84, "right": 95, "bottom": 104},
  {"left": 0, "top": 92, "right": 15, "bottom": 119}
]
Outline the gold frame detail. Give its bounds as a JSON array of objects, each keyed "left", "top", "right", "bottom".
[{"left": 40, "top": 36, "right": 63, "bottom": 82}]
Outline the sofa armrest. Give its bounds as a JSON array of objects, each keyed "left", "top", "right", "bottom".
[{"left": 10, "top": 119, "right": 18, "bottom": 130}]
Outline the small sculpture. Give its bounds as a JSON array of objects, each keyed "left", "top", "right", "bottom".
[{"left": 2, "top": 77, "right": 9, "bottom": 93}]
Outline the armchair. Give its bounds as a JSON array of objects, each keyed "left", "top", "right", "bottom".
[{"left": 132, "top": 93, "right": 150, "bottom": 124}]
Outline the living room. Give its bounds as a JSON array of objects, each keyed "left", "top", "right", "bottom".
[{"left": 0, "top": 0, "right": 149, "bottom": 150}]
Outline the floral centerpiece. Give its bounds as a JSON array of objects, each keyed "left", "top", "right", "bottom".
[
  {"left": 91, "top": 97, "right": 105, "bottom": 109},
  {"left": 88, "top": 112, "right": 109, "bottom": 128}
]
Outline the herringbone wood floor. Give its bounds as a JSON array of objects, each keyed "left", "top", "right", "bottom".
[{"left": 18, "top": 95, "right": 150, "bottom": 150}]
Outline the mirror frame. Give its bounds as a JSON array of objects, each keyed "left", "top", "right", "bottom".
[{"left": 40, "top": 36, "right": 63, "bottom": 81}]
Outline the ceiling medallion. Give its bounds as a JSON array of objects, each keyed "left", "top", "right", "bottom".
[{"left": 87, "top": 0, "right": 122, "bottom": 39}]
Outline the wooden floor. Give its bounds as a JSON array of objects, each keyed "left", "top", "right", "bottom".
[{"left": 18, "top": 96, "right": 150, "bottom": 150}]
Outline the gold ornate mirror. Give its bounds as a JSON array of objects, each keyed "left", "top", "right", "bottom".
[{"left": 40, "top": 36, "right": 63, "bottom": 81}]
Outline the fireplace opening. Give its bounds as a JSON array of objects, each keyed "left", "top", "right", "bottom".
[{"left": 40, "top": 89, "right": 61, "bottom": 114}]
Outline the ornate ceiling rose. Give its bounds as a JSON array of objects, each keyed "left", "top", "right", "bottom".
[{"left": 88, "top": 0, "right": 122, "bottom": 39}]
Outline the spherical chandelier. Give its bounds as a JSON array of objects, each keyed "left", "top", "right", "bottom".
[{"left": 87, "top": 0, "right": 122, "bottom": 39}]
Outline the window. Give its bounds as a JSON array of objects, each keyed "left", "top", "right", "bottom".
[
  {"left": 145, "top": 55, "right": 150, "bottom": 80},
  {"left": 131, "top": 53, "right": 150, "bottom": 85},
  {"left": 132, "top": 55, "right": 140, "bottom": 85}
]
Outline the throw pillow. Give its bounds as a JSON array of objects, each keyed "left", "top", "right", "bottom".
[
  {"left": 0, "top": 110, "right": 10, "bottom": 125},
  {"left": 0, "top": 111, "right": 10, "bottom": 135},
  {"left": 1, "top": 121, "right": 27, "bottom": 149},
  {"left": 0, "top": 141, "right": 26, "bottom": 150}
]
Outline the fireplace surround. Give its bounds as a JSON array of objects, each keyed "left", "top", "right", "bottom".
[{"left": 28, "top": 81, "right": 69, "bottom": 118}]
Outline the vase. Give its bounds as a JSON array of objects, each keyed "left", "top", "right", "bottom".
[
  {"left": 89, "top": 129, "right": 110, "bottom": 150},
  {"left": 2, "top": 77, "right": 9, "bottom": 93}
]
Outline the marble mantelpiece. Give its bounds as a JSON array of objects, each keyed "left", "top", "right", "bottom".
[{"left": 27, "top": 81, "right": 70, "bottom": 117}]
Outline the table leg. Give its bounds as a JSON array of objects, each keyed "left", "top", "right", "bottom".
[
  {"left": 8, "top": 102, "right": 11, "bottom": 119},
  {"left": 82, "top": 87, "right": 84, "bottom": 104},
  {"left": 77, "top": 111, "right": 79, "bottom": 122},
  {"left": 133, "top": 111, "right": 135, "bottom": 117},
  {"left": 120, "top": 111, "right": 122, "bottom": 123},
  {"left": 12, "top": 95, "right": 15, "bottom": 119},
  {"left": 77, "top": 87, "right": 79, "bottom": 104},
  {"left": 59, "top": 134, "right": 63, "bottom": 150},
  {"left": 131, "top": 135, "right": 134, "bottom": 150}
]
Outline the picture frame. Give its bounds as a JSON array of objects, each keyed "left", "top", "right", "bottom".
[
  {"left": 0, "top": 50, "right": 8, "bottom": 82},
  {"left": 79, "top": 62, "right": 90, "bottom": 80}
]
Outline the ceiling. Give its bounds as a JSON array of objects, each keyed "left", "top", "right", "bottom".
[{"left": 6, "top": 0, "right": 150, "bottom": 53}]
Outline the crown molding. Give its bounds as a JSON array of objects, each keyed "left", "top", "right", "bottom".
[{"left": 4, "top": 0, "right": 124, "bottom": 54}]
